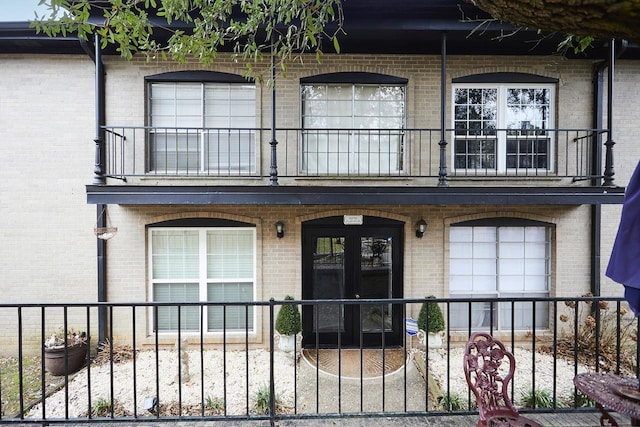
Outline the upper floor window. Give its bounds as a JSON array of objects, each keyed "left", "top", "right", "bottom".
[
  {"left": 300, "top": 73, "right": 407, "bottom": 176},
  {"left": 149, "top": 224, "right": 256, "bottom": 334},
  {"left": 452, "top": 78, "right": 555, "bottom": 174},
  {"left": 448, "top": 219, "right": 552, "bottom": 331},
  {"left": 147, "top": 72, "right": 256, "bottom": 175}
]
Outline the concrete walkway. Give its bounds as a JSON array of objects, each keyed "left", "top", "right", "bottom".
[{"left": 10, "top": 412, "right": 631, "bottom": 426}]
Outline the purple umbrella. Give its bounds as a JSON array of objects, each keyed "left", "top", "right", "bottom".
[{"left": 606, "top": 160, "right": 640, "bottom": 316}]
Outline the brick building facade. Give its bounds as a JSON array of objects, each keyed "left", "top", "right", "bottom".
[{"left": 1, "top": 1, "right": 639, "bottom": 353}]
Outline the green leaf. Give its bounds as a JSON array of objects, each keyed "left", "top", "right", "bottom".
[
  {"left": 333, "top": 36, "right": 340, "bottom": 53},
  {"left": 34, "top": 0, "right": 344, "bottom": 79}
]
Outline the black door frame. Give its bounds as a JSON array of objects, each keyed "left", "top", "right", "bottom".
[{"left": 301, "top": 216, "right": 404, "bottom": 348}]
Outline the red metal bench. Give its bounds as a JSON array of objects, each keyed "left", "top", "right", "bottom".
[{"left": 463, "top": 332, "right": 542, "bottom": 427}]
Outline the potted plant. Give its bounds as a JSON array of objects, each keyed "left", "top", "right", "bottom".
[
  {"left": 43, "top": 329, "right": 88, "bottom": 376},
  {"left": 275, "top": 296, "right": 302, "bottom": 352},
  {"left": 418, "top": 296, "right": 445, "bottom": 348}
]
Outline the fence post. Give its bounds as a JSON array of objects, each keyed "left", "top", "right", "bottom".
[{"left": 269, "top": 298, "right": 276, "bottom": 426}]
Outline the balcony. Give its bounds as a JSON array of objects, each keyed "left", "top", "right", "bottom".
[
  {"left": 89, "top": 126, "right": 624, "bottom": 206},
  {"left": 0, "top": 296, "right": 636, "bottom": 424},
  {"left": 103, "top": 126, "right": 606, "bottom": 183}
]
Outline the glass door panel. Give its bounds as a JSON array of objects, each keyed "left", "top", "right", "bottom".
[
  {"left": 311, "top": 236, "right": 346, "bottom": 333},
  {"left": 360, "top": 236, "right": 393, "bottom": 332},
  {"left": 302, "top": 217, "right": 403, "bottom": 348}
]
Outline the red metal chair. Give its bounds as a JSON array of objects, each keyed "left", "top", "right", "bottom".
[{"left": 463, "top": 332, "right": 542, "bottom": 427}]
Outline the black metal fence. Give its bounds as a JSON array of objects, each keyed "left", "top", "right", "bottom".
[{"left": 0, "top": 296, "right": 637, "bottom": 424}]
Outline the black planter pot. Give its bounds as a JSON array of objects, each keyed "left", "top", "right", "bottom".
[{"left": 44, "top": 343, "right": 88, "bottom": 376}]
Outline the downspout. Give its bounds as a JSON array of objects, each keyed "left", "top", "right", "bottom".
[
  {"left": 590, "top": 50, "right": 605, "bottom": 297},
  {"left": 603, "top": 39, "right": 619, "bottom": 187},
  {"left": 438, "top": 32, "right": 448, "bottom": 187},
  {"left": 590, "top": 39, "right": 626, "bottom": 296},
  {"left": 93, "top": 32, "right": 108, "bottom": 344}
]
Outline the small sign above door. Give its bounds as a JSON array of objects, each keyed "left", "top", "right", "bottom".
[{"left": 343, "top": 215, "right": 364, "bottom": 225}]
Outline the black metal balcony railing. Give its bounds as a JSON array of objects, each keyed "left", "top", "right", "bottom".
[
  {"left": 103, "top": 127, "right": 605, "bottom": 181},
  {"left": 0, "top": 296, "right": 637, "bottom": 425}
]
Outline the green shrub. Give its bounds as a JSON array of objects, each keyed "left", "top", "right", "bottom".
[
  {"left": 438, "top": 392, "right": 465, "bottom": 411},
  {"left": 252, "top": 384, "right": 278, "bottom": 415},
  {"left": 418, "top": 295, "right": 445, "bottom": 333},
  {"left": 569, "top": 390, "right": 595, "bottom": 408},
  {"left": 275, "top": 295, "right": 302, "bottom": 336},
  {"left": 521, "top": 389, "right": 555, "bottom": 408},
  {"left": 204, "top": 396, "right": 225, "bottom": 414},
  {"left": 91, "top": 397, "right": 112, "bottom": 416}
]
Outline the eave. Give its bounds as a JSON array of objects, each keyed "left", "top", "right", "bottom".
[
  {"left": 86, "top": 185, "right": 625, "bottom": 206},
  {"left": 3, "top": 2, "right": 640, "bottom": 59}
]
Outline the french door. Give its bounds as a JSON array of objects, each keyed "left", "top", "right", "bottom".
[{"left": 302, "top": 216, "right": 404, "bottom": 348}]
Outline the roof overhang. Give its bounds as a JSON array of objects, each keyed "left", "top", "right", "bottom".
[
  {"left": 3, "top": 1, "right": 640, "bottom": 58},
  {"left": 86, "top": 185, "right": 626, "bottom": 206},
  {"left": 0, "top": 21, "right": 85, "bottom": 54}
]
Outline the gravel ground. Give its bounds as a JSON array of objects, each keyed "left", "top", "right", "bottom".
[
  {"left": 25, "top": 345, "right": 590, "bottom": 419},
  {"left": 425, "top": 346, "right": 591, "bottom": 406},
  {"left": 27, "top": 349, "right": 299, "bottom": 418}
]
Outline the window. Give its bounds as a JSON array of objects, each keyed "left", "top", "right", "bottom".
[
  {"left": 301, "top": 76, "right": 406, "bottom": 175},
  {"left": 449, "top": 222, "right": 551, "bottom": 330},
  {"left": 148, "top": 80, "right": 256, "bottom": 174},
  {"left": 453, "top": 83, "right": 554, "bottom": 173},
  {"left": 149, "top": 227, "right": 256, "bottom": 333}
]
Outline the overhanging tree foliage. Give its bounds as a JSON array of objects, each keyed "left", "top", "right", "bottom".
[
  {"left": 466, "top": 0, "right": 640, "bottom": 45},
  {"left": 33, "top": 0, "right": 639, "bottom": 75},
  {"left": 34, "top": 0, "right": 344, "bottom": 76}
]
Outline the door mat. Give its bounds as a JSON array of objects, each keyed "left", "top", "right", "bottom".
[{"left": 302, "top": 348, "right": 406, "bottom": 379}]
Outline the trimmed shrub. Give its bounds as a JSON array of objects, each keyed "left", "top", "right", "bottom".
[
  {"left": 275, "top": 295, "right": 302, "bottom": 336},
  {"left": 418, "top": 295, "right": 445, "bottom": 333}
]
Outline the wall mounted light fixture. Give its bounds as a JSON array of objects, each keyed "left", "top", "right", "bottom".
[
  {"left": 275, "top": 221, "right": 285, "bottom": 238},
  {"left": 415, "top": 219, "right": 427, "bottom": 238}
]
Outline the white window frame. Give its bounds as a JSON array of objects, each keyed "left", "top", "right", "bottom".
[
  {"left": 451, "top": 83, "right": 555, "bottom": 174},
  {"left": 448, "top": 224, "right": 551, "bottom": 331},
  {"left": 300, "top": 83, "right": 407, "bottom": 175},
  {"left": 147, "top": 82, "right": 257, "bottom": 174},
  {"left": 148, "top": 227, "right": 257, "bottom": 335}
]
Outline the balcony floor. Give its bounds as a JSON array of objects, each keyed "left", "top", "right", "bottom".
[{"left": 86, "top": 184, "right": 626, "bottom": 206}]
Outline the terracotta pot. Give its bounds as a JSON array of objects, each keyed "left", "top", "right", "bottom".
[{"left": 44, "top": 343, "right": 87, "bottom": 376}]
